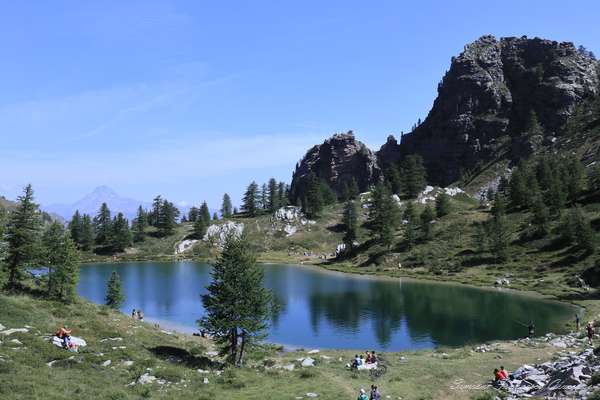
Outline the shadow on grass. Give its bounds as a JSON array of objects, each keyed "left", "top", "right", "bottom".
[
  {"left": 148, "top": 345, "right": 222, "bottom": 370},
  {"left": 326, "top": 223, "right": 346, "bottom": 233}
]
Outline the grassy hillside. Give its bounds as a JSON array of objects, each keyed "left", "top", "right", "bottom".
[{"left": 1, "top": 293, "right": 592, "bottom": 400}]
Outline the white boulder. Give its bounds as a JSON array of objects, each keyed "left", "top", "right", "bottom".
[
  {"left": 203, "top": 222, "right": 244, "bottom": 248},
  {"left": 175, "top": 239, "right": 198, "bottom": 254}
]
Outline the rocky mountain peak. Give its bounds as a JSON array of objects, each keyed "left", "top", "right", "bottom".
[{"left": 290, "top": 131, "right": 381, "bottom": 202}]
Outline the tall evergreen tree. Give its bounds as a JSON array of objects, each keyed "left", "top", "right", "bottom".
[
  {"left": 105, "top": 271, "right": 125, "bottom": 309},
  {"left": 111, "top": 213, "right": 132, "bottom": 252},
  {"left": 566, "top": 157, "right": 585, "bottom": 203},
  {"left": 564, "top": 207, "right": 596, "bottom": 254},
  {"left": 267, "top": 178, "right": 279, "bottom": 212},
  {"left": 347, "top": 177, "right": 359, "bottom": 200},
  {"left": 260, "top": 184, "right": 268, "bottom": 210},
  {"left": 320, "top": 182, "right": 337, "bottom": 205},
  {"left": 435, "top": 192, "right": 452, "bottom": 218},
  {"left": 403, "top": 201, "right": 419, "bottom": 249},
  {"left": 68, "top": 210, "right": 82, "bottom": 246},
  {"left": 5, "top": 184, "right": 41, "bottom": 290},
  {"left": 158, "top": 201, "right": 178, "bottom": 237},
  {"left": 277, "top": 182, "right": 288, "bottom": 208},
  {"left": 132, "top": 206, "right": 147, "bottom": 242},
  {"left": 42, "top": 222, "right": 79, "bottom": 303},
  {"left": 199, "top": 232, "right": 274, "bottom": 365},
  {"left": 80, "top": 214, "right": 94, "bottom": 251},
  {"left": 200, "top": 201, "right": 211, "bottom": 226},
  {"left": 193, "top": 217, "right": 207, "bottom": 239},
  {"left": 242, "top": 182, "right": 259, "bottom": 217},
  {"left": 342, "top": 200, "right": 359, "bottom": 254},
  {"left": 401, "top": 155, "right": 427, "bottom": 198},
  {"left": 385, "top": 166, "right": 402, "bottom": 195},
  {"left": 303, "top": 173, "right": 323, "bottom": 219},
  {"left": 93, "top": 202, "right": 112, "bottom": 246},
  {"left": 188, "top": 206, "right": 200, "bottom": 222},
  {"left": 544, "top": 173, "right": 567, "bottom": 215},
  {"left": 213, "top": 212, "right": 219, "bottom": 221},
  {"left": 489, "top": 195, "right": 511, "bottom": 262},
  {"left": 367, "top": 182, "right": 399, "bottom": 249},
  {"left": 150, "top": 195, "right": 163, "bottom": 226},
  {"left": 221, "top": 194, "right": 233, "bottom": 219},
  {"left": 509, "top": 168, "right": 528, "bottom": 209},
  {"left": 531, "top": 195, "right": 550, "bottom": 237},
  {"left": 420, "top": 204, "right": 435, "bottom": 241}
]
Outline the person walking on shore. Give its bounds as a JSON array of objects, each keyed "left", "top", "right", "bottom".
[
  {"left": 587, "top": 322, "right": 595, "bottom": 346},
  {"left": 576, "top": 314, "right": 580, "bottom": 331}
]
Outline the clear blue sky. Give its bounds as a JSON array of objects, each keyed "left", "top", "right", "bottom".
[{"left": 1, "top": 0, "right": 598, "bottom": 209}]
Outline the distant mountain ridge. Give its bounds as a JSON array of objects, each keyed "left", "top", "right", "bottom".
[{"left": 45, "top": 186, "right": 149, "bottom": 221}]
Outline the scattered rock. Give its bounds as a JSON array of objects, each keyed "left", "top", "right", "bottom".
[
  {"left": 137, "top": 373, "right": 157, "bottom": 385},
  {"left": 203, "top": 377, "right": 209, "bottom": 385},
  {"left": 0, "top": 324, "right": 5, "bottom": 331},
  {"left": 102, "top": 360, "right": 112, "bottom": 367},
  {"left": 205, "top": 351, "right": 219, "bottom": 357},
  {"left": 305, "top": 393, "right": 318, "bottom": 398},
  {"left": 301, "top": 357, "right": 315, "bottom": 367},
  {"left": 307, "top": 349, "right": 320, "bottom": 354},
  {"left": 0, "top": 328, "right": 29, "bottom": 336},
  {"left": 203, "top": 222, "right": 244, "bottom": 248},
  {"left": 282, "top": 364, "right": 295, "bottom": 371},
  {"left": 122, "top": 360, "right": 134, "bottom": 367}
]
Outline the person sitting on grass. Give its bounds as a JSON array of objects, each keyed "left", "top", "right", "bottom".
[
  {"left": 499, "top": 366, "right": 508, "bottom": 380},
  {"left": 494, "top": 368, "right": 506, "bottom": 382},
  {"left": 369, "top": 384, "right": 381, "bottom": 400},
  {"left": 370, "top": 351, "right": 378, "bottom": 364},
  {"left": 357, "top": 388, "right": 369, "bottom": 400},
  {"left": 55, "top": 325, "right": 72, "bottom": 349},
  {"left": 350, "top": 354, "right": 361, "bottom": 369}
]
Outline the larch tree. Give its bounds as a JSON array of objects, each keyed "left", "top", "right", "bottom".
[
  {"left": 5, "top": 184, "right": 41, "bottom": 290},
  {"left": 199, "top": 232, "right": 274, "bottom": 365}
]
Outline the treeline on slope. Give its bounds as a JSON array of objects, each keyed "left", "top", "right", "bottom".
[{"left": 241, "top": 178, "right": 290, "bottom": 217}]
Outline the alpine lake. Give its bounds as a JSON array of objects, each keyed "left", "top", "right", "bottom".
[{"left": 78, "top": 261, "right": 576, "bottom": 351}]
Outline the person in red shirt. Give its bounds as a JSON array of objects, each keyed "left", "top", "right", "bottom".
[
  {"left": 499, "top": 366, "right": 508, "bottom": 379},
  {"left": 55, "top": 325, "right": 72, "bottom": 348},
  {"left": 494, "top": 368, "right": 505, "bottom": 381}
]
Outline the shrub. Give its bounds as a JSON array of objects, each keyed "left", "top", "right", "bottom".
[{"left": 299, "top": 369, "right": 317, "bottom": 379}]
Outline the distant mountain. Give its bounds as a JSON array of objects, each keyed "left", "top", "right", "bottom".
[{"left": 45, "top": 186, "right": 148, "bottom": 221}]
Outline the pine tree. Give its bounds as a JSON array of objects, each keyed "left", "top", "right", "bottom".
[
  {"left": 347, "top": 177, "right": 359, "bottom": 200},
  {"left": 489, "top": 195, "right": 511, "bottom": 262},
  {"left": 0, "top": 207, "right": 8, "bottom": 263},
  {"left": 200, "top": 201, "right": 211, "bottom": 226},
  {"left": 105, "top": 271, "right": 125, "bottom": 309},
  {"left": 213, "top": 212, "right": 219, "bottom": 221},
  {"left": 544, "top": 173, "right": 566, "bottom": 215},
  {"left": 193, "top": 217, "right": 207, "bottom": 239},
  {"left": 320, "top": 182, "right": 337, "bottom": 205},
  {"left": 221, "top": 193, "right": 233, "bottom": 218},
  {"left": 403, "top": 201, "right": 419, "bottom": 249},
  {"left": 43, "top": 222, "right": 79, "bottom": 303},
  {"left": 80, "top": 214, "right": 94, "bottom": 251},
  {"left": 367, "top": 182, "right": 399, "bottom": 249},
  {"left": 420, "top": 204, "right": 435, "bottom": 241},
  {"left": 342, "top": 200, "right": 359, "bottom": 253},
  {"left": 303, "top": 173, "right": 324, "bottom": 219},
  {"left": 233, "top": 207, "right": 239, "bottom": 215},
  {"left": 268, "top": 178, "right": 279, "bottom": 212},
  {"left": 277, "top": 182, "right": 288, "bottom": 208},
  {"left": 385, "top": 166, "right": 402, "bottom": 195},
  {"left": 524, "top": 110, "right": 544, "bottom": 136},
  {"left": 531, "top": 195, "right": 550, "bottom": 236},
  {"left": 564, "top": 207, "right": 596, "bottom": 254},
  {"left": 491, "top": 193, "right": 507, "bottom": 219},
  {"left": 158, "top": 200, "right": 179, "bottom": 237},
  {"left": 566, "top": 157, "right": 585, "bottom": 203},
  {"left": 111, "top": 213, "right": 132, "bottom": 252},
  {"left": 5, "top": 184, "right": 41, "bottom": 290},
  {"left": 435, "top": 192, "right": 452, "bottom": 218},
  {"left": 509, "top": 168, "right": 528, "bottom": 209},
  {"left": 199, "top": 232, "right": 274, "bottom": 365},
  {"left": 132, "top": 206, "right": 147, "bottom": 242},
  {"left": 242, "top": 182, "right": 259, "bottom": 217},
  {"left": 188, "top": 206, "right": 200, "bottom": 222},
  {"left": 150, "top": 195, "right": 162, "bottom": 226},
  {"left": 93, "top": 202, "right": 112, "bottom": 246},
  {"left": 401, "top": 155, "right": 427, "bottom": 198},
  {"left": 260, "top": 183, "right": 268, "bottom": 210},
  {"left": 68, "top": 210, "right": 82, "bottom": 246}
]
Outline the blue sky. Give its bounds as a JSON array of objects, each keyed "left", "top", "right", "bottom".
[{"left": 1, "top": 0, "right": 599, "bottom": 209}]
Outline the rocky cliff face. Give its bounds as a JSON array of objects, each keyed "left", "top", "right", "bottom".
[
  {"left": 289, "top": 131, "right": 381, "bottom": 201},
  {"left": 379, "top": 35, "right": 599, "bottom": 185}
]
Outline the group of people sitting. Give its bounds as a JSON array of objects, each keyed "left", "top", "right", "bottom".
[
  {"left": 357, "top": 385, "right": 380, "bottom": 400},
  {"left": 349, "top": 350, "right": 378, "bottom": 370},
  {"left": 131, "top": 308, "right": 144, "bottom": 321},
  {"left": 493, "top": 366, "right": 509, "bottom": 382}
]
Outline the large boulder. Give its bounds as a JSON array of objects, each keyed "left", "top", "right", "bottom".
[
  {"left": 290, "top": 131, "right": 382, "bottom": 202},
  {"left": 203, "top": 222, "right": 244, "bottom": 248}
]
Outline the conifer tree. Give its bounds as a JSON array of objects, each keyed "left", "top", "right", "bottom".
[
  {"left": 221, "top": 193, "right": 233, "bottom": 218},
  {"left": 5, "top": 184, "right": 41, "bottom": 290},
  {"left": 132, "top": 206, "right": 147, "bottom": 242},
  {"left": 200, "top": 201, "right": 211, "bottom": 226},
  {"left": 420, "top": 204, "right": 435, "bottom": 241},
  {"left": 260, "top": 184, "right": 268, "bottom": 210},
  {"left": 199, "top": 232, "right": 274, "bottom": 365},
  {"left": 43, "top": 222, "right": 79, "bottom": 303},
  {"left": 150, "top": 195, "right": 162, "bottom": 226},
  {"left": 105, "top": 271, "right": 125, "bottom": 309},
  {"left": 80, "top": 214, "right": 94, "bottom": 251},
  {"left": 267, "top": 178, "right": 279, "bottom": 212},
  {"left": 242, "top": 182, "right": 259, "bottom": 217},
  {"left": 188, "top": 206, "right": 200, "bottom": 222},
  {"left": 544, "top": 173, "right": 566, "bottom": 215},
  {"left": 489, "top": 195, "right": 511, "bottom": 262},
  {"left": 277, "top": 182, "right": 288, "bottom": 208},
  {"left": 158, "top": 200, "right": 178, "bottom": 237},
  {"left": 233, "top": 207, "right": 239, "bottom": 215},
  {"left": 367, "top": 183, "right": 399, "bottom": 249},
  {"left": 531, "top": 195, "right": 550, "bottom": 237},
  {"left": 303, "top": 173, "right": 324, "bottom": 219},
  {"left": 564, "top": 207, "right": 596, "bottom": 254},
  {"left": 524, "top": 110, "right": 544, "bottom": 136},
  {"left": 213, "top": 212, "right": 219, "bottom": 221},
  {"left": 194, "top": 217, "right": 207, "bottom": 239},
  {"left": 509, "top": 168, "right": 528, "bottom": 209},
  {"left": 385, "top": 166, "right": 402, "bottom": 195},
  {"left": 589, "top": 163, "right": 600, "bottom": 192},
  {"left": 347, "top": 177, "right": 359, "bottom": 200},
  {"left": 435, "top": 192, "right": 452, "bottom": 218},
  {"left": 0, "top": 207, "right": 8, "bottom": 263},
  {"left": 566, "top": 157, "right": 585, "bottom": 203},
  {"left": 111, "top": 213, "right": 132, "bottom": 252},
  {"left": 68, "top": 210, "right": 82, "bottom": 245},
  {"left": 491, "top": 193, "right": 507, "bottom": 219},
  {"left": 93, "top": 202, "right": 112, "bottom": 246},
  {"left": 401, "top": 155, "right": 427, "bottom": 198},
  {"left": 342, "top": 200, "right": 359, "bottom": 253},
  {"left": 403, "top": 201, "right": 419, "bottom": 249},
  {"left": 320, "top": 182, "right": 337, "bottom": 205}
]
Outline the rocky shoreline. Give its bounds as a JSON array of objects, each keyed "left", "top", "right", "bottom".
[{"left": 494, "top": 331, "right": 600, "bottom": 399}]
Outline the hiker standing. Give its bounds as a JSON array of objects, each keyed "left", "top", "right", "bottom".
[
  {"left": 587, "top": 322, "right": 595, "bottom": 345},
  {"left": 137, "top": 309, "right": 144, "bottom": 321},
  {"left": 576, "top": 314, "right": 581, "bottom": 331},
  {"left": 357, "top": 388, "right": 369, "bottom": 400},
  {"left": 132, "top": 309, "right": 137, "bottom": 319},
  {"left": 370, "top": 384, "right": 381, "bottom": 400}
]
